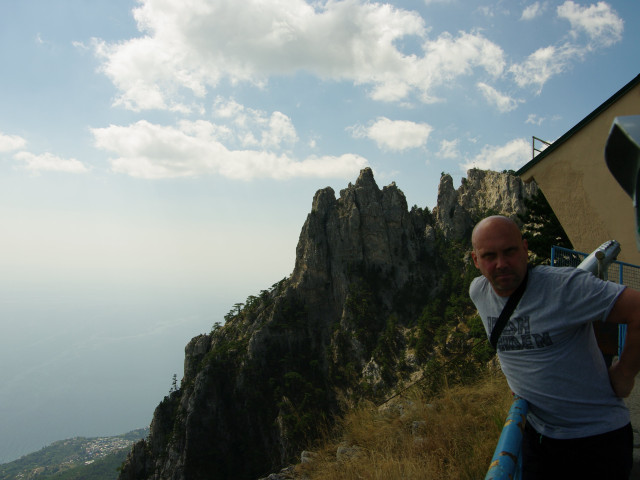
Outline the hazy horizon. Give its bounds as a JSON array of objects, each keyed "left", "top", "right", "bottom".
[{"left": 0, "top": 270, "right": 295, "bottom": 463}]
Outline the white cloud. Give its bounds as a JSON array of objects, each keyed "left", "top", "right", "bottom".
[
  {"left": 461, "top": 138, "right": 531, "bottom": 171},
  {"left": 13, "top": 152, "right": 89, "bottom": 174},
  {"left": 557, "top": 1, "right": 623, "bottom": 47},
  {"left": 350, "top": 117, "right": 433, "bottom": 151},
  {"left": 526, "top": 114, "right": 545, "bottom": 126},
  {"left": 509, "top": 43, "right": 581, "bottom": 93},
  {"left": 415, "top": 31, "right": 506, "bottom": 102},
  {"left": 477, "top": 82, "right": 521, "bottom": 112},
  {"left": 0, "top": 132, "right": 27, "bottom": 152},
  {"left": 510, "top": 1, "right": 622, "bottom": 93},
  {"left": 262, "top": 112, "right": 298, "bottom": 149},
  {"left": 92, "top": 0, "right": 424, "bottom": 110},
  {"left": 92, "top": 120, "right": 367, "bottom": 180},
  {"left": 91, "top": 0, "right": 508, "bottom": 109},
  {"left": 213, "top": 97, "right": 247, "bottom": 121},
  {"left": 476, "top": 6, "right": 494, "bottom": 18},
  {"left": 521, "top": 2, "right": 545, "bottom": 21},
  {"left": 437, "top": 139, "right": 460, "bottom": 159},
  {"left": 212, "top": 97, "right": 298, "bottom": 149},
  {"left": 1, "top": 131, "right": 87, "bottom": 175}
]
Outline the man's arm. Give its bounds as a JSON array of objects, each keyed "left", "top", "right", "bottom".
[{"left": 607, "top": 287, "right": 640, "bottom": 397}]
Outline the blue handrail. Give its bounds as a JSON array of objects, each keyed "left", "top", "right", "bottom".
[{"left": 484, "top": 397, "right": 528, "bottom": 480}]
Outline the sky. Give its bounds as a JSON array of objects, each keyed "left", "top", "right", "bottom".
[{"left": 0, "top": 0, "right": 638, "bottom": 463}]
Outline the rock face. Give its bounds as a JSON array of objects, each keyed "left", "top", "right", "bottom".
[
  {"left": 290, "top": 168, "right": 434, "bottom": 324},
  {"left": 433, "top": 169, "right": 538, "bottom": 240},
  {"left": 117, "top": 168, "right": 536, "bottom": 480}
]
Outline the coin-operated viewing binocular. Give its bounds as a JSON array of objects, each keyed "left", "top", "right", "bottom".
[{"left": 605, "top": 115, "right": 640, "bottom": 251}]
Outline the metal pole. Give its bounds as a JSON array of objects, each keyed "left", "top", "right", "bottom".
[{"left": 619, "top": 264, "right": 627, "bottom": 356}]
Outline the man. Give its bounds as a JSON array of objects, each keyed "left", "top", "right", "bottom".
[{"left": 469, "top": 215, "right": 640, "bottom": 479}]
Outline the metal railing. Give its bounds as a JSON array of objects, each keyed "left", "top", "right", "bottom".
[
  {"left": 551, "top": 245, "right": 640, "bottom": 291},
  {"left": 485, "top": 397, "right": 528, "bottom": 480},
  {"left": 532, "top": 136, "right": 552, "bottom": 159},
  {"left": 485, "top": 243, "right": 640, "bottom": 480}
]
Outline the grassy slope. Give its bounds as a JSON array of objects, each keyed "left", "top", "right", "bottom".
[{"left": 295, "top": 370, "right": 513, "bottom": 480}]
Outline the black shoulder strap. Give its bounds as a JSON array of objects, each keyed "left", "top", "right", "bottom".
[{"left": 489, "top": 266, "right": 530, "bottom": 350}]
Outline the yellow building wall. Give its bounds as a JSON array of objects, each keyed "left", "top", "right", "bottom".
[{"left": 520, "top": 82, "right": 640, "bottom": 265}]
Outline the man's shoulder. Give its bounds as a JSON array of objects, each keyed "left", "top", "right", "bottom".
[
  {"left": 530, "top": 265, "right": 591, "bottom": 284},
  {"left": 530, "top": 265, "right": 625, "bottom": 299},
  {"left": 532, "top": 264, "right": 603, "bottom": 281},
  {"left": 531, "top": 265, "right": 574, "bottom": 276},
  {"left": 469, "top": 275, "right": 489, "bottom": 297}
]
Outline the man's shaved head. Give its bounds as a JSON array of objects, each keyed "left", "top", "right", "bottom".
[
  {"left": 472, "top": 215, "right": 522, "bottom": 249},
  {"left": 471, "top": 215, "right": 528, "bottom": 297}
]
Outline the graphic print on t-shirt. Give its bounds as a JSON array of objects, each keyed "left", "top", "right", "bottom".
[{"left": 488, "top": 316, "right": 553, "bottom": 351}]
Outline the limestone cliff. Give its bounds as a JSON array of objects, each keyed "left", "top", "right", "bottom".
[
  {"left": 434, "top": 168, "right": 538, "bottom": 240},
  {"left": 118, "top": 168, "right": 536, "bottom": 480}
]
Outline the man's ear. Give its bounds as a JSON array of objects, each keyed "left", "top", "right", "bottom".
[
  {"left": 471, "top": 250, "right": 479, "bottom": 268},
  {"left": 522, "top": 238, "right": 529, "bottom": 251}
]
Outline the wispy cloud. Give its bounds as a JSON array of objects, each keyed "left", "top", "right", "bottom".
[
  {"left": 526, "top": 114, "right": 545, "bottom": 126},
  {"left": 509, "top": 43, "right": 582, "bottom": 94},
  {"left": 510, "top": 1, "right": 623, "bottom": 93},
  {"left": 0, "top": 132, "right": 27, "bottom": 152},
  {"left": 1, "top": 131, "right": 88, "bottom": 174},
  {"left": 14, "top": 152, "right": 89, "bottom": 174},
  {"left": 557, "top": 0, "right": 623, "bottom": 48},
  {"left": 477, "top": 82, "right": 522, "bottom": 112},
  {"left": 520, "top": 2, "right": 546, "bottom": 21},
  {"left": 437, "top": 139, "right": 460, "bottom": 159}
]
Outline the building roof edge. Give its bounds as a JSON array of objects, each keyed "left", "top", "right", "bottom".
[{"left": 516, "top": 73, "right": 640, "bottom": 177}]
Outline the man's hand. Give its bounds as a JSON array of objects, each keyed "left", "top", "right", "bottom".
[{"left": 609, "top": 359, "right": 636, "bottom": 398}]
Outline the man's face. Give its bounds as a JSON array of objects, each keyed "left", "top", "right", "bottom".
[{"left": 471, "top": 218, "right": 529, "bottom": 297}]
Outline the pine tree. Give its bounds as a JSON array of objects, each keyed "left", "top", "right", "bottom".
[{"left": 518, "top": 190, "right": 572, "bottom": 263}]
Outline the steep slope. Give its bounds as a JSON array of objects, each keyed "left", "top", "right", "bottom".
[{"left": 118, "top": 168, "right": 536, "bottom": 480}]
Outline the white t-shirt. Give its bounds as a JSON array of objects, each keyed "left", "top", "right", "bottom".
[{"left": 470, "top": 265, "right": 629, "bottom": 439}]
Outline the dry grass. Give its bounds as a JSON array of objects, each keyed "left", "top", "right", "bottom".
[{"left": 297, "top": 372, "right": 513, "bottom": 480}]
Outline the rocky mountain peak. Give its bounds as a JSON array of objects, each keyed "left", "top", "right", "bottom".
[
  {"left": 354, "top": 165, "right": 378, "bottom": 189},
  {"left": 291, "top": 167, "right": 427, "bottom": 317}
]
